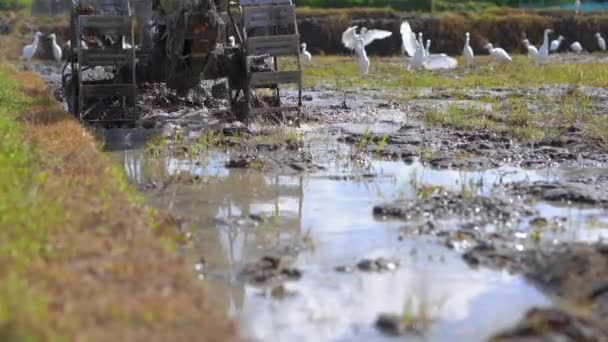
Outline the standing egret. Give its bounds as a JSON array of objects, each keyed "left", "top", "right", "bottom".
[
  {"left": 536, "top": 28, "right": 552, "bottom": 65},
  {"left": 485, "top": 43, "right": 512, "bottom": 63},
  {"left": 570, "top": 41, "right": 583, "bottom": 53},
  {"left": 121, "top": 36, "right": 132, "bottom": 50},
  {"left": 341, "top": 25, "right": 392, "bottom": 52},
  {"left": 417, "top": 32, "right": 425, "bottom": 56},
  {"left": 22, "top": 31, "right": 43, "bottom": 61},
  {"left": 575, "top": 0, "right": 581, "bottom": 14},
  {"left": 550, "top": 35, "right": 564, "bottom": 52},
  {"left": 410, "top": 40, "right": 425, "bottom": 70},
  {"left": 596, "top": 33, "right": 606, "bottom": 51},
  {"left": 228, "top": 36, "right": 236, "bottom": 48},
  {"left": 342, "top": 25, "right": 391, "bottom": 74},
  {"left": 425, "top": 39, "right": 431, "bottom": 56},
  {"left": 462, "top": 32, "right": 474, "bottom": 68},
  {"left": 522, "top": 39, "right": 538, "bottom": 59},
  {"left": 48, "top": 33, "right": 62, "bottom": 62},
  {"left": 300, "top": 43, "right": 312, "bottom": 63},
  {"left": 354, "top": 38, "right": 370, "bottom": 75}
]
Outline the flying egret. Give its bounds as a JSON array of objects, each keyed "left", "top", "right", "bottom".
[
  {"left": 22, "top": 31, "right": 43, "bottom": 61},
  {"left": 485, "top": 43, "right": 512, "bottom": 63},
  {"left": 341, "top": 25, "right": 392, "bottom": 52},
  {"left": 550, "top": 35, "right": 564, "bottom": 52},
  {"left": 463, "top": 32, "right": 474, "bottom": 68},
  {"left": 342, "top": 25, "right": 391, "bottom": 74},
  {"left": 48, "top": 33, "right": 62, "bottom": 62},
  {"left": 570, "top": 41, "right": 583, "bottom": 53},
  {"left": 522, "top": 39, "right": 538, "bottom": 59},
  {"left": 354, "top": 38, "right": 370, "bottom": 75},
  {"left": 228, "top": 35, "right": 236, "bottom": 48},
  {"left": 596, "top": 33, "right": 606, "bottom": 51},
  {"left": 300, "top": 43, "right": 312, "bottom": 63},
  {"left": 536, "top": 28, "right": 552, "bottom": 65},
  {"left": 400, "top": 21, "right": 418, "bottom": 57}
]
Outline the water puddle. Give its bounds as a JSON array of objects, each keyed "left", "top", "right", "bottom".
[{"left": 112, "top": 142, "right": 607, "bottom": 341}]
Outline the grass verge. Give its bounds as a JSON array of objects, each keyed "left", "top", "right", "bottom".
[{"left": 0, "top": 64, "right": 235, "bottom": 341}]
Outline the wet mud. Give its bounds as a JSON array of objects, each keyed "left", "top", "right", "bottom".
[{"left": 30, "top": 54, "right": 608, "bottom": 340}]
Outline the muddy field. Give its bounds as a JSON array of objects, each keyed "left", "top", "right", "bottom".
[{"left": 30, "top": 52, "right": 608, "bottom": 340}]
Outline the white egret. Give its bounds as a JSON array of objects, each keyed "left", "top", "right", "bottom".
[
  {"left": 22, "top": 31, "right": 43, "bottom": 61},
  {"left": 575, "top": 0, "right": 581, "bottom": 14},
  {"left": 522, "top": 39, "right": 538, "bottom": 59},
  {"left": 410, "top": 40, "right": 425, "bottom": 70},
  {"left": 300, "top": 43, "right": 312, "bottom": 63},
  {"left": 399, "top": 23, "right": 457, "bottom": 70},
  {"left": 463, "top": 32, "right": 474, "bottom": 68},
  {"left": 424, "top": 39, "right": 458, "bottom": 70},
  {"left": 228, "top": 35, "right": 236, "bottom": 48},
  {"left": 550, "top": 35, "right": 564, "bottom": 52},
  {"left": 400, "top": 21, "right": 418, "bottom": 57},
  {"left": 570, "top": 41, "right": 583, "bottom": 53},
  {"left": 417, "top": 32, "right": 425, "bottom": 56},
  {"left": 66, "top": 39, "right": 88, "bottom": 49},
  {"left": 536, "top": 28, "right": 552, "bottom": 65},
  {"left": 354, "top": 38, "right": 370, "bottom": 75},
  {"left": 341, "top": 25, "right": 392, "bottom": 51},
  {"left": 485, "top": 43, "right": 512, "bottom": 63},
  {"left": 342, "top": 25, "right": 391, "bottom": 75},
  {"left": 596, "top": 33, "right": 606, "bottom": 51},
  {"left": 48, "top": 33, "right": 62, "bottom": 62},
  {"left": 122, "top": 36, "right": 132, "bottom": 49}
]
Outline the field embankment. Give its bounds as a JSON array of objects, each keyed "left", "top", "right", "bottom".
[
  {"left": 297, "top": 8, "right": 608, "bottom": 55},
  {"left": 0, "top": 63, "right": 235, "bottom": 341}
]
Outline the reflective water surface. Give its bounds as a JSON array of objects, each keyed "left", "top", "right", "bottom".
[{"left": 113, "top": 140, "right": 608, "bottom": 341}]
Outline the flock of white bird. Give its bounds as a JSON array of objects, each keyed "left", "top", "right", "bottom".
[
  {"left": 21, "top": 31, "right": 63, "bottom": 62},
  {"left": 20, "top": 33, "right": 131, "bottom": 62},
  {"left": 21, "top": 24, "right": 608, "bottom": 76},
  {"left": 328, "top": 21, "right": 608, "bottom": 75}
]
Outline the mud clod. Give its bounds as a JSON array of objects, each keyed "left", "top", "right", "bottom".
[
  {"left": 491, "top": 308, "right": 608, "bottom": 342},
  {"left": 239, "top": 256, "right": 302, "bottom": 286}
]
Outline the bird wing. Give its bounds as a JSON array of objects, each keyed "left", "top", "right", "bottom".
[
  {"left": 424, "top": 54, "right": 458, "bottom": 70},
  {"left": 342, "top": 26, "right": 359, "bottom": 50},
  {"left": 550, "top": 40, "right": 559, "bottom": 51},
  {"left": 496, "top": 48, "right": 513, "bottom": 61},
  {"left": 400, "top": 21, "right": 418, "bottom": 57},
  {"left": 361, "top": 29, "right": 392, "bottom": 47}
]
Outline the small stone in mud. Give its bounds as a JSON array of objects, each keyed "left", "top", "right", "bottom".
[
  {"left": 375, "top": 257, "right": 400, "bottom": 271},
  {"left": 226, "top": 158, "right": 250, "bottom": 168},
  {"left": 248, "top": 214, "right": 264, "bottom": 223},
  {"left": 356, "top": 259, "right": 377, "bottom": 272},
  {"left": 490, "top": 308, "right": 608, "bottom": 341},
  {"left": 281, "top": 268, "right": 302, "bottom": 280},
  {"left": 356, "top": 258, "right": 400, "bottom": 272},
  {"left": 375, "top": 314, "right": 405, "bottom": 336},
  {"left": 302, "top": 94, "right": 313, "bottom": 101},
  {"left": 289, "top": 162, "right": 306, "bottom": 171},
  {"left": 529, "top": 217, "right": 549, "bottom": 227},
  {"left": 334, "top": 265, "right": 354, "bottom": 273}
]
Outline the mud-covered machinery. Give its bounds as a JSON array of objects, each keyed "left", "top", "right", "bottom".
[{"left": 63, "top": 0, "right": 303, "bottom": 123}]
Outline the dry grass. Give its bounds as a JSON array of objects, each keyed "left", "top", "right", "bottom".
[{"left": 0, "top": 64, "right": 236, "bottom": 341}]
